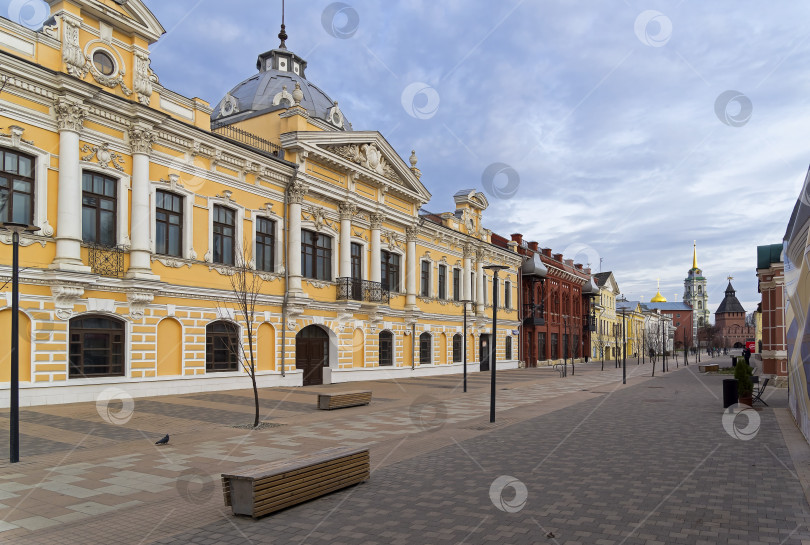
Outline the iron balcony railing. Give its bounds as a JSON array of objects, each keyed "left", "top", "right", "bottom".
[
  {"left": 336, "top": 277, "right": 390, "bottom": 304},
  {"left": 210, "top": 123, "right": 284, "bottom": 157},
  {"left": 522, "top": 304, "right": 545, "bottom": 326},
  {"left": 88, "top": 243, "right": 126, "bottom": 277}
]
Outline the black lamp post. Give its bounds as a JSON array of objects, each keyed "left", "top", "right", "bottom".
[
  {"left": 1, "top": 222, "right": 38, "bottom": 464},
  {"left": 483, "top": 264, "right": 508, "bottom": 423},
  {"left": 620, "top": 307, "right": 627, "bottom": 384},
  {"left": 461, "top": 299, "right": 472, "bottom": 393}
]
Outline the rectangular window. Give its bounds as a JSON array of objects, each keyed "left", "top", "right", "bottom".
[
  {"left": 0, "top": 149, "right": 34, "bottom": 225},
  {"left": 505, "top": 336, "right": 512, "bottom": 360},
  {"left": 350, "top": 242, "right": 362, "bottom": 280},
  {"left": 452, "top": 334, "right": 462, "bottom": 362},
  {"left": 551, "top": 333, "right": 559, "bottom": 359},
  {"left": 538, "top": 332, "right": 546, "bottom": 361},
  {"left": 453, "top": 269, "right": 460, "bottom": 301},
  {"left": 155, "top": 190, "right": 183, "bottom": 257},
  {"left": 471, "top": 272, "right": 475, "bottom": 301},
  {"left": 82, "top": 172, "right": 117, "bottom": 246},
  {"left": 381, "top": 251, "right": 400, "bottom": 292},
  {"left": 420, "top": 261, "right": 430, "bottom": 297},
  {"left": 301, "top": 229, "right": 332, "bottom": 280},
  {"left": 379, "top": 332, "right": 393, "bottom": 366},
  {"left": 255, "top": 217, "right": 275, "bottom": 272},
  {"left": 438, "top": 264, "right": 447, "bottom": 299},
  {"left": 212, "top": 205, "right": 235, "bottom": 265},
  {"left": 504, "top": 281, "right": 512, "bottom": 309}
]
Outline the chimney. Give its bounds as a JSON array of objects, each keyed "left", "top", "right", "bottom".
[
  {"left": 553, "top": 253, "right": 563, "bottom": 261},
  {"left": 510, "top": 233, "right": 523, "bottom": 244},
  {"left": 574, "top": 263, "right": 583, "bottom": 270},
  {"left": 564, "top": 259, "right": 574, "bottom": 267},
  {"left": 528, "top": 241, "right": 539, "bottom": 252},
  {"left": 542, "top": 248, "right": 552, "bottom": 257},
  {"left": 585, "top": 267, "right": 591, "bottom": 275}
]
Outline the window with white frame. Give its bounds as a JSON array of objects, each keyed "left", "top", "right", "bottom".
[
  {"left": 212, "top": 205, "right": 236, "bottom": 265},
  {"left": 420, "top": 260, "right": 431, "bottom": 297},
  {"left": 0, "top": 148, "right": 34, "bottom": 225},
  {"left": 155, "top": 190, "right": 183, "bottom": 257},
  {"left": 82, "top": 171, "right": 117, "bottom": 246},
  {"left": 438, "top": 264, "right": 447, "bottom": 299},
  {"left": 255, "top": 217, "right": 275, "bottom": 272}
]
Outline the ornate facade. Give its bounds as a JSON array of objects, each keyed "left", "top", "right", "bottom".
[
  {"left": 756, "top": 243, "right": 786, "bottom": 376},
  {"left": 0, "top": 1, "right": 520, "bottom": 406}
]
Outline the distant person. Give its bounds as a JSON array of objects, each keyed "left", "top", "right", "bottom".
[{"left": 743, "top": 346, "right": 751, "bottom": 366}]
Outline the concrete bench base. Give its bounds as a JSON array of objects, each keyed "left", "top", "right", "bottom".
[
  {"left": 699, "top": 364, "right": 719, "bottom": 373},
  {"left": 318, "top": 391, "right": 372, "bottom": 410}
]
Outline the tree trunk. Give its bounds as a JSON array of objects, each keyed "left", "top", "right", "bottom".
[{"left": 252, "top": 373, "right": 260, "bottom": 428}]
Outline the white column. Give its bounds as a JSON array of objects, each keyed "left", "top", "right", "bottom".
[
  {"left": 476, "top": 250, "right": 485, "bottom": 315},
  {"left": 370, "top": 212, "right": 383, "bottom": 284},
  {"left": 405, "top": 225, "right": 418, "bottom": 309},
  {"left": 127, "top": 126, "right": 158, "bottom": 280},
  {"left": 52, "top": 97, "right": 90, "bottom": 272},
  {"left": 287, "top": 179, "right": 308, "bottom": 295},
  {"left": 338, "top": 201, "right": 356, "bottom": 278},
  {"left": 463, "top": 244, "right": 472, "bottom": 301}
]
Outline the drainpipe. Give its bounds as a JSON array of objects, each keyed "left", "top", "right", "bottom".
[
  {"left": 279, "top": 181, "right": 291, "bottom": 378},
  {"left": 411, "top": 322, "right": 416, "bottom": 370}
]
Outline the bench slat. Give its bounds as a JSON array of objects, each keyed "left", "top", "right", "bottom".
[
  {"left": 318, "top": 391, "right": 372, "bottom": 410},
  {"left": 222, "top": 446, "right": 367, "bottom": 480}
]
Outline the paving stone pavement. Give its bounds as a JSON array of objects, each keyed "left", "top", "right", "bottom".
[{"left": 1, "top": 357, "right": 807, "bottom": 544}]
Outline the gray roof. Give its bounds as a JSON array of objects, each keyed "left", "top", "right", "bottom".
[
  {"left": 593, "top": 272, "right": 611, "bottom": 287},
  {"left": 211, "top": 48, "right": 351, "bottom": 130},
  {"left": 716, "top": 282, "right": 745, "bottom": 314},
  {"left": 645, "top": 302, "right": 693, "bottom": 311}
]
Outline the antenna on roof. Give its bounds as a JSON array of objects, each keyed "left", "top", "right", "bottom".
[{"left": 278, "top": 0, "right": 288, "bottom": 49}]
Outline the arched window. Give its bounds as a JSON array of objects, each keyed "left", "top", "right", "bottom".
[
  {"left": 206, "top": 321, "right": 239, "bottom": 372},
  {"left": 419, "top": 332, "right": 432, "bottom": 365},
  {"left": 505, "top": 336, "right": 512, "bottom": 360},
  {"left": 69, "top": 315, "right": 125, "bottom": 377},
  {"left": 698, "top": 301, "right": 702, "bottom": 309},
  {"left": 452, "top": 333, "right": 462, "bottom": 362},
  {"left": 379, "top": 330, "right": 393, "bottom": 366}
]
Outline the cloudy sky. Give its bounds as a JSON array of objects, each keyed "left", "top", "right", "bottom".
[{"left": 138, "top": 0, "right": 807, "bottom": 317}]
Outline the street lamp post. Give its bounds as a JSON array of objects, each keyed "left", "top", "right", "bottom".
[
  {"left": 620, "top": 308, "right": 627, "bottom": 385},
  {"left": 483, "top": 264, "right": 508, "bottom": 423},
  {"left": 461, "top": 299, "right": 472, "bottom": 393},
  {"left": 1, "top": 222, "right": 38, "bottom": 464}
]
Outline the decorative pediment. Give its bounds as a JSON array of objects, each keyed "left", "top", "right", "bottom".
[
  {"left": 71, "top": 0, "right": 166, "bottom": 45},
  {"left": 327, "top": 143, "right": 399, "bottom": 183},
  {"left": 279, "top": 131, "right": 432, "bottom": 204}
]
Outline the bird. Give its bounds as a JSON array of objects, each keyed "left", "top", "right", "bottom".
[
  {"left": 546, "top": 532, "right": 555, "bottom": 539},
  {"left": 155, "top": 434, "right": 169, "bottom": 445}
]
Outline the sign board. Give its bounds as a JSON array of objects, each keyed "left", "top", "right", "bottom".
[
  {"left": 746, "top": 340, "right": 756, "bottom": 353},
  {"left": 512, "top": 329, "right": 520, "bottom": 335}
]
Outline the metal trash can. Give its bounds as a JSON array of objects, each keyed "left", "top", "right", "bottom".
[
  {"left": 731, "top": 356, "right": 737, "bottom": 367},
  {"left": 723, "top": 379, "right": 738, "bottom": 408}
]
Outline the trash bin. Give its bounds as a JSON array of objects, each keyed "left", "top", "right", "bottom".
[
  {"left": 723, "top": 379, "right": 738, "bottom": 408},
  {"left": 731, "top": 356, "right": 737, "bottom": 367}
]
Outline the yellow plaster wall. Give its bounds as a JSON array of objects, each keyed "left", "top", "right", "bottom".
[{"left": 0, "top": 310, "right": 31, "bottom": 382}]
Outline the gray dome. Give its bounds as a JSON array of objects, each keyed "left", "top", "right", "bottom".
[{"left": 211, "top": 48, "right": 351, "bottom": 131}]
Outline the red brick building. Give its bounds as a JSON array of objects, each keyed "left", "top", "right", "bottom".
[
  {"left": 492, "top": 234, "right": 595, "bottom": 366},
  {"left": 757, "top": 244, "right": 786, "bottom": 376},
  {"left": 715, "top": 280, "right": 754, "bottom": 349},
  {"left": 644, "top": 302, "right": 694, "bottom": 351}
]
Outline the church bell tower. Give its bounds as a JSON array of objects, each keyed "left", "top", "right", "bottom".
[{"left": 684, "top": 241, "right": 709, "bottom": 339}]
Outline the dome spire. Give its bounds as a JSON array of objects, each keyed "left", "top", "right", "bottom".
[
  {"left": 651, "top": 278, "right": 667, "bottom": 302},
  {"left": 692, "top": 240, "right": 698, "bottom": 269},
  {"left": 278, "top": 0, "right": 288, "bottom": 49}
]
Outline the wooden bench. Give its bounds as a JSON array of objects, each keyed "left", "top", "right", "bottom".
[
  {"left": 698, "top": 363, "right": 719, "bottom": 373},
  {"left": 317, "top": 390, "right": 372, "bottom": 410},
  {"left": 221, "top": 446, "right": 370, "bottom": 518}
]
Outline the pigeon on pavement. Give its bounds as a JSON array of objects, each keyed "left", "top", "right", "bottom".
[{"left": 155, "top": 434, "right": 169, "bottom": 445}]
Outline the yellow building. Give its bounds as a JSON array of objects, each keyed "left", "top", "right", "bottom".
[
  {"left": 616, "top": 299, "right": 644, "bottom": 360},
  {"left": 592, "top": 271, "right": 620, "bottom": 361},
  {"left": 0, "top": 1, "right": 521, "bottom": 406}
]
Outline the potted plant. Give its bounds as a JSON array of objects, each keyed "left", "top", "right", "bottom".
[{"left": 734, "top": 356, "right": 754, "bottom": 406}]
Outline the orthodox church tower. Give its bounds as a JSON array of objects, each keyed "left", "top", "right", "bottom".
[{"left": 684, "top": 242, "right": 710, "bottom": 337}]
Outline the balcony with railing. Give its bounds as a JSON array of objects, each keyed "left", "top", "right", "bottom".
[
  {"left": 87, "top": 243, "right": 126, "bottom": 277},
  {"left": 336, "top": 277, "right": 390, "bottom": 304},
  {"left": 522, "top": 303, "right": 545, "bottom": 326}
]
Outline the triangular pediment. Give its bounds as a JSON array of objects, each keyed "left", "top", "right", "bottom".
[
  {"left": 61, "top": 0, "right": 166, "bottom": 44},
  {"left": 280, "top": 130, "right": 432, "bottom": 204}
]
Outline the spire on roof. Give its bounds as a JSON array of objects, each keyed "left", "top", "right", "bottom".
[
  {"left": 692, "top": 240, "right": 698, "bottom": 269},
  {"left": 278, "top": 0, "right": 288, "bottom": 49}
]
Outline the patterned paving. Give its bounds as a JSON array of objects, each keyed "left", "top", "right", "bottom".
[{"left": 0, "top": 359, "right": 804, "bottom": 544}]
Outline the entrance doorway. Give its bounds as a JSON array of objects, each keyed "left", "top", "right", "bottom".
[
  {"left": 480, "top": 334, "right": 491, "bottom": 371},
  {"left": 296, "top": 325, "right": 329, "bottom": 386}
]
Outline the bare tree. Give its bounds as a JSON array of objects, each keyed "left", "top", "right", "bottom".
[{"left": 221, "top": 248, "right": 265, "bottom": 428}]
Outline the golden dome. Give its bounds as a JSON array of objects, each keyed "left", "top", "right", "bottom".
[{"left": 651, "top": 290, "right": 667, "bottom": 303}]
